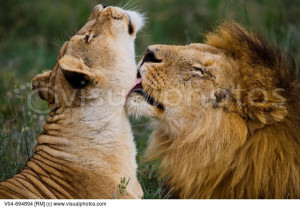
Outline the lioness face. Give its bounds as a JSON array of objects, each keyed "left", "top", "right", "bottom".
[
  {"left": 126, "top": 44, "right": 238, "bottom": 121},
  {"left": 32, "top": 4, "right": 144, "bottom": 109}
]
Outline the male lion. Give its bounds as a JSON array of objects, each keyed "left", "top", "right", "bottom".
[
  {"left": 126, "top": 22, "right": 300, "bottom": 198},
  {"left": 0, "top": 4, "right": 144, "bottom": 198}
]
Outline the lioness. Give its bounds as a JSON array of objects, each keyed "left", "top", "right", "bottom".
[
  {"left": 126, "top": 22, "right": 300, "bottom": 198},
  {"left": 0, "top": 4, "right": 144, "bottom": 199}
]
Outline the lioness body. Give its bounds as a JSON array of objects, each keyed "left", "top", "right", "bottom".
[
  {"left": 126, "top": 22, "right": 300, "bottom": 198},
  {"left": 0, "top": 5, "right": 144, "bottom": 199},
  {"left": 0, "top": 110, "right": 137, "bottom": 198}
]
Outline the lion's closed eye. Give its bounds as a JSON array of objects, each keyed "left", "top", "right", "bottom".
[
  {"left": 192, "top": 66, "right": 216, "bottom": 79},
  {"left": 193, "top": 66, "right": 205, "bottom": 75}
]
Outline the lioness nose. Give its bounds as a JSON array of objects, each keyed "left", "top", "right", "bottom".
[{"left": 95, "top": 4, "right": 107, "bottom": 11}]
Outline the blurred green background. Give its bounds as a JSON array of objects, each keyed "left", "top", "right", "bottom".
[{"left": 0, "top": 0, "right": 299, "bottom": 198}]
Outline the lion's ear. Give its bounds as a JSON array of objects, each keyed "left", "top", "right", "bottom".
[
  {"left": 31, "top": 71, "right": 52, "bottom": 102},
  {"left": 59, "top": 55, "right": 95, "bottom": 88},
  {"left": 245, "top": 93, "right": 288, "bottom": 132}
]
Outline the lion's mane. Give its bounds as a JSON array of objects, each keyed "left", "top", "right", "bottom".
[{"left": 146, "top": 23, "right": 300, "bottom": 198}]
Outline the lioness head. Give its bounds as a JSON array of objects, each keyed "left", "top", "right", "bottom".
[
  {"left": 126, "top": 22, "right": 295, "bottom": 133},
  {"left": 32, "top": 4, "right": 144, "bottom": 111}
]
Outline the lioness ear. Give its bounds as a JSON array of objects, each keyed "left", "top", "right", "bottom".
[
  {"left": 59, "top": 55, "right": 95, "bottom": 88},
  {"left": 31, "top": 71, "right": 52, "bottom": 101}
]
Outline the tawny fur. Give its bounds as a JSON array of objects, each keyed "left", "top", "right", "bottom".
[
  {"left": 126, "top": 22, "right": 300, "bottom": 198},
  {"left": 0, "top": 5, "right": 144, "bottom": 199}
]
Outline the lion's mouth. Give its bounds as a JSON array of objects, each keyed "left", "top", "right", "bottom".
[{"left": 129, "top": 72, "right": 164, "bottom": 110}]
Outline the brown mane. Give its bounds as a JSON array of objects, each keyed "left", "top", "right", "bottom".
[
  {"left": 205, "top": 22, "right": 297, "bottom": 90},
  {"left": 144, "top": 22, "right": 300, "bottom": 198}
]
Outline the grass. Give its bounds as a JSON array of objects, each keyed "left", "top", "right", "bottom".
[{"left": 0, "top": 0, "right": 299, "bottom": 198}]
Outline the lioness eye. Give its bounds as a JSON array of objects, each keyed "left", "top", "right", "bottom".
[
  {"left": 128, "top": 18, "right": 134, "bottom": 35},
  {"left": 83, "top": 33, "right": 96, "bottom": 43}
]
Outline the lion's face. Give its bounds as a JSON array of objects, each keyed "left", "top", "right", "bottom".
[
  {"left": 126, "top": 44, "right": 239, "bottom": 125},
  {"left": 127, "top": 23, "right": 289, "bottom": 132},
  {"left": 32, "top": 4, "right": 144, "bottom": 109}
]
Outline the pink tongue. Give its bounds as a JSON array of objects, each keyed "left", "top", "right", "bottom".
[
  {"left": 135, "top": 78, "right": 142, "bottom": 85},
  {"left": 127, "top": 78, "right": 143, "bottom": 97}
]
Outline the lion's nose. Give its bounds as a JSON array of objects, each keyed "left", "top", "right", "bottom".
[
  {"left": 102, "top": 4, "right": 107, "bottom": 8},
  {"left": 142, "top": 48, "right": 162, "bottom": 64}
]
